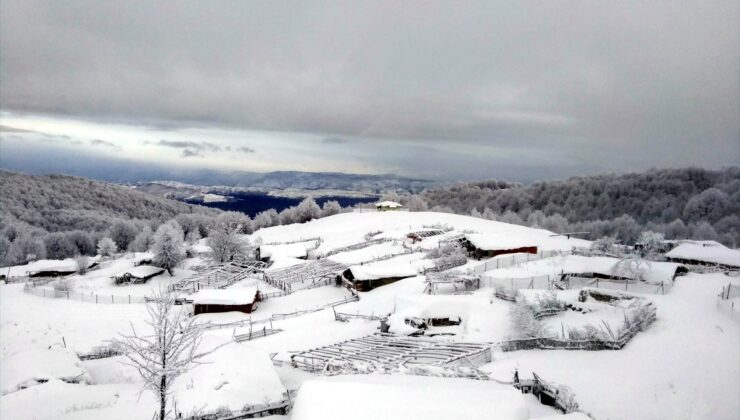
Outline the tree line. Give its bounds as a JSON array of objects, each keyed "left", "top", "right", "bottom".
[{"left": 385, "top": 167, "right": 740, "bottom": 247}]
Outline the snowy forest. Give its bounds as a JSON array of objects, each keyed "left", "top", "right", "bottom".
[
  {"left": 415, "top": 167, "right": 740, "bottom": 247},
  {"left": 0, "top": 170, "right": 344, "bottom": 266}
]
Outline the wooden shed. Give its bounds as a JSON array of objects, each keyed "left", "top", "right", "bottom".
[
  {"left": 461, "top": 234, "right": 538, "bottom": 260},
  {"left": 191, "top": 288, "right": 261, "bottom": 315},
  {"left": 342, "top": 264, "right": 417, "bottom": 292}
]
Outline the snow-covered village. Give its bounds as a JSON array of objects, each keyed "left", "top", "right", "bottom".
[{"left": 1, "top": 2, "right": 739, "bottom": 419}]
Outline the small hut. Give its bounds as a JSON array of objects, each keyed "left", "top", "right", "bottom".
[
  {"left": 665, "top": 241, "right": 740, "bottom": 269},
  {"left": 191, "top": 288, "right": 261, "bottom": 315},
  {"left": 343, "top": 264, "right": 418, "bottom": 292},
  {"left": 375, "top": 201, "right": 403, "bottom": 212},
  {"left": 461, "top": 234, "right": 538, "bottom": 260}
]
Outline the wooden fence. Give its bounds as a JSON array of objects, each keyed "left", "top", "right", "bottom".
[{"left": 23, "top": 284, "right": 148, "bottom": 304}]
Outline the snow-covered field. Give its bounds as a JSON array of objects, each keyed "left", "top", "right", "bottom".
[{"left": 1, "top": 211, "right": 738, "bottom": 419}]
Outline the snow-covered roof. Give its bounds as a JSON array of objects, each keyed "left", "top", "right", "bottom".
[
  {"left": 190, "top": 287, "right": 259, "bottom": 305},
  {"left": 665, "top": 242, "right": 740, "bottom": 267},
  {"left": 1, "top": 348, "right": 91, "bottom": 395},
  {"left": 393, "top": 294, "right": 477, "bottom": 320},
  {"left": 375, "top": 201, "right": 403, "bottom": 208},
  {"left": 114, "top": 265, "right": 164, "bottom": 279},
  {"left": 291, "top": 374, "right": 528, "bottom": 420},
  {"left": 465, "top": 233, "right": 536, "bottom": 251},
  {"left": 173, "top": 341, "right": 286, "bottom": 416},
  {"left": 348, "top": 262, "right": 420, "bottom": 281},
  {"left": 259, "top": 243, "right": 311, "bottom": 259}
]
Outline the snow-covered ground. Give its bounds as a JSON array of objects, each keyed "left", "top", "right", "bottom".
[{"left": 1, "top": 212, "right": 737, "bottom": 419}]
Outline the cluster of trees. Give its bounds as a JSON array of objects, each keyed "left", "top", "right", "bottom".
[
  {"left": 415, "top": 167, "right": 740, "bottom": 247},
  {"left": 0, "top": 188, "right": 346, "bottom": 267}
]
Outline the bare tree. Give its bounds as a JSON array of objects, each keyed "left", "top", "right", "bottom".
[
  {"left": 611, "top": 254, "right": 651, "bottom": 282},
  {"left": 112, "top": 289, "right": 219, "bottom": 420},
  {"left": 207, "top": 225, "right": 247, "bottom": 263}
]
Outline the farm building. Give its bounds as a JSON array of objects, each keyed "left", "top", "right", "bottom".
[
  {"left": 343, "top": 263, "right": 418, "bottom": 291},
  {"left": 665, "top": 241, "right": 740, "bottom": 269},
  {"left": 375, "top": 201, "right": 403, "bottom": 211},
  {"left": 112, "top": 265, "right": 165, "bottom": 285},
  {"left": 461, "top": 234, "right": 538, "bottom": 260},
  {"left": 291, "top": 375, "right": 528, "bottom": 420},
  {"left": 190, "top": 287, "right": 261, "bottom": 315}
]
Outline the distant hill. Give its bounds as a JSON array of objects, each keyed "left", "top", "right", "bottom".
[
  {"left": 0, "top": 170, "right": 220, "bottom": 233},
  {"left": 422, "top": 167, "right": 740, "bottom": 246}
]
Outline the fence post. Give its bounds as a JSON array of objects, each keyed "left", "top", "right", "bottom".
[
  {"left": 43, "top": 289, "right": 46, "bottom": 298},
  {"left": 129, "top": 295, "right": 131, "bottom": 304},
  {"left": 95, "top": 294, "right": 98, "bottom": 304},
  {"left": 67, "top": 291, "right": 69, "bottom": 299}
]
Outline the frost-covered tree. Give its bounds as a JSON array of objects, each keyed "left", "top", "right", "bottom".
[
  {"left": 109, "top": 220, "right": 138, "bottom": 251},
  {"left": 66, "top": 230, "right": 97, "bottom": 256},
  {"left": 664, "top": 219, "right": 689, "bottom": 239},
  {"left": 97, "top": 237, "right": 118, "bottom": 257},
  {"left": 500, "top": 210, "right": 524, "bottom": 225},
  {"left": 683, "top": 188, "right": 732, "bottom": 223},
  {"left": 7, "top": 234, "right": 47, "bottom": 264},
  {"left": 0, "top": 236, "right": 10, "bottom": 266},
  {"left": 637, "top": 230, "right": 665, "bottom": 257},
  {"left": 406, "top": 195, "right": 428, "bottom": 212},
  {"left": 295, "top": 198, "right": 322, "bottom": 223},
  {"left": 74, "top": 255, "right": 90, "bottom": 275},
  {"left": 42, "top": 232, "right": 78, "bottom": 260},
  {"left": 611, "top": 254, "right": 650, "bottom": 281},
  {"left": 130, "top": 226, "right": 155, "bottom": 252},
  {"left": 692, "top": 221, "right": 719, "bottom": 241},
  {"left": 207, "top": 226, "right": 246, "bottom": 264},
  {"left": 321, "top": 200, "right": 342, "bottom": 217},
  {"left": 590, "top": 236, "right": 617, "bottom": 254},
  {"left": 112, "top": 288, "right": 220, "bottom": 420},
  {"left": 185, "top": 229, "right": 201, "bottom": 245},
  {"left": 152, "top": 224, "right": 186, "bottom": 276},
  {"left": 253, "top": 209, "right": 280, "bottom": 230},
  {"left": 216, "top": 211, "right": 251, "bottom": 234}
]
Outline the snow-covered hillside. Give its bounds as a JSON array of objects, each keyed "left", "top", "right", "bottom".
[{"left": 1, "top": 211, "right": 738, "bottom": 420}]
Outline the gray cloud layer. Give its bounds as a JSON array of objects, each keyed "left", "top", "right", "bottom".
[{"left": 1, "top": 1, "right": 738, "bottom": 174}]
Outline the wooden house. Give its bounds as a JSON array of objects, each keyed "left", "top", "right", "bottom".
[
  {"left": 342, "top": 264, "right": 417, "bottom": 292},
  {"left": 461, "top": 234, "right": 538, "bottom": 260},
  {"left": 375, "top": 201, "right": 403, "bottom": 212},
  {"left": 191, "top": 288, "right": 261, "bottom": 315},
  {"left": 112, "top": 265, "right": 165, "bottom": 285}
]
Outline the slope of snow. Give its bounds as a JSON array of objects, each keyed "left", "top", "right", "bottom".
[
  {"left": 173, "top": 340, "right": 286, "bottom": 416},
  {"left": 291, "top": 374, "right": 530, "bottom": 420},
  {"left": 485, "top": 272, "right": 740, "bottom": 420},
  {"left": 252, "top": 212, "right": 590, "bottom": 255},
  {"left": 1, "top": 347, "right": 91, "bottom": 395}
]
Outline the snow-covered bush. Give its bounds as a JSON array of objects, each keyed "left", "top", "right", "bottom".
[
  {"left": 97, "top": 237, "right": 118, "bottom": 257},
  {"left": 510, "top": 300, "right": 550, "bottom": 338},
  {"left": 74, "top": 255, "right": 90, "bottom": 274},
  {"left": 53, "top": 278, "right": 74, "bottom": 293},
  {"left": 590, "top": 236, "right": 617, "bottom": 254},
  {"left": 321, "top": 200, "right": 342, "bottom": 217},
  {"left": 152, "top": 224, "right": 186, "bottom": 275}
]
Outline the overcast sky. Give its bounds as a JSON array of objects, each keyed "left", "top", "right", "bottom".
[{"left": 1, "top": 1, "right": 738, "bottom": 182}]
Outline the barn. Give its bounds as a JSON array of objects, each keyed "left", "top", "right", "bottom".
[
  {"left": 342, "top": 263, "right": 418, "bottom": 292},
  {"left": 665, "top": 241, "right": 740, "bottom": 269},
  {"left": 190, "top": 288, "right": 261, "bottom": 315},
  {"left": 461, "top": 234, "right": 538, "bottom": 260}
]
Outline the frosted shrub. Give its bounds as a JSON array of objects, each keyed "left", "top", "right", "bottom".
[
  {"left": 74, "top": 255, "right": 90, "bottom": 274},
  {"left": 97, "top": 237, "right": 118, "bottom": 257},
  {"left": 53, "top": 278, "right": 74, "bottom": 293}
]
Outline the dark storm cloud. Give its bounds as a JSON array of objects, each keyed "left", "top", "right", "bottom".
[{"left": 0, "top": 0, "right": 738, "bottom": 175}]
